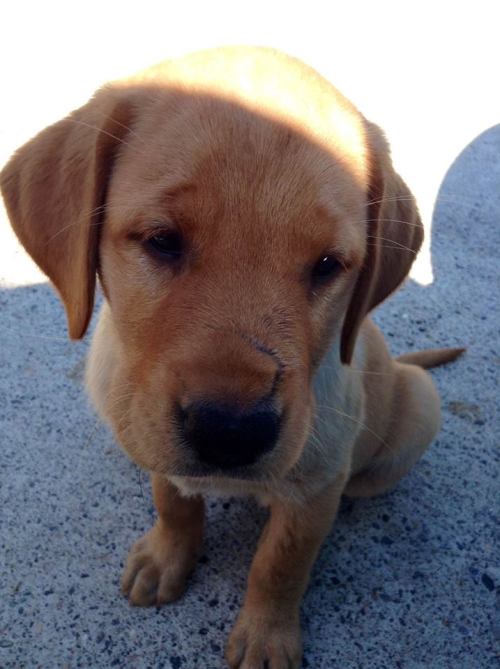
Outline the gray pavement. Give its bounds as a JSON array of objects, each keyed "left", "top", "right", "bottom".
[{"left": 0, "top": 122, "right": 499, "bottom": 669}]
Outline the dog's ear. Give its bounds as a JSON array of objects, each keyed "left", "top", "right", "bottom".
[
  {"left": 340, "top": 122, "right": 424, "bottom": 364},
  {"left": 0, "top": 89, "right": 132, "bottom": 339}
]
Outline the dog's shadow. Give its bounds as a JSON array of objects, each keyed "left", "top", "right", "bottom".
[{"left": 1, "top": 124, "right": 498, "bottom": 668}]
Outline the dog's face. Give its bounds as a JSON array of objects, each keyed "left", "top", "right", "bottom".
[
  {"left": 0, "top": 48, "right": 422, "bottom": 488},
  {"left": 99, "top": 95, "right": 367, "bottom": 482}
]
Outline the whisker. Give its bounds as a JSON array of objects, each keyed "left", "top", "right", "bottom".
[
  {"left": 367, "top": 243, "right": 417, "bottom": 255},
  {"left": 315, "top": 403, "right": 393, "bottom": 453},
  {"left": 91, "top": 109, "right": 143, "bottom": 143},
  {"left": 365, "top": 195, "right": 416, "bottom": 207},
  {"left": 366, "top": 242, "right": 417, "bottom": 254},
  {"left": 360, "top": 217, "right": 422, "bottom": 229},
  {"left": 64, "top": 118, "right": 139, "bottom": 152},
  {"left": 366, "top": 192, "right": 477, "bottom": 209},
  {"left": 366, "top": 234, "right": 416, "bottom": 254},
  {"left": 345, "top": 368, "right": 393, "bottom": 376},
  {"left": 83, "top": 417, "right": 103, "bottom": 449},
  {"left": 46, "top": 202, "right": 141, "bottom": 244}
]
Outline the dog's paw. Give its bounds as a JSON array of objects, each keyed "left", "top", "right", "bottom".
[
  {"left": 121, "top": 524, "right": 197, "bottom": 606},
  {"left": 225, "top": 608, "right": 302, "bottom": 669}
]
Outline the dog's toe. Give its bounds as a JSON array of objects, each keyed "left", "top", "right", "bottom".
[
  {"left": 124, "top": 562, "right": 161, "bottom": 606},
  {"left": 226, "top": 608, "right": 302, "bottom": 669},
  {"left": 121, "top": 525, "right": 196, "bottom": 606}
]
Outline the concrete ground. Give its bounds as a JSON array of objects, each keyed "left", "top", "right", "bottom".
[{"left": 1, "top": 4, "right": 499, "bottom": 668}]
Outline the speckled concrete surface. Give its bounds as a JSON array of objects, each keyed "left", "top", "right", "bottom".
[{"left": 0, "top": 122, "right": 498, "bottom": 669}]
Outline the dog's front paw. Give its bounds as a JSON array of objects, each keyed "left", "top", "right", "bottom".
[
  {"left": 121, "top": 523, "right": 198, "bottom": 606},
  {"left": 225, "top": 608, "right": 302, "bottom": 669}
]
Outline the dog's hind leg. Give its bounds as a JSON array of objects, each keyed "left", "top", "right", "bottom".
[{"left": 344, "top": 362, "right": 441, "bottom": 498}]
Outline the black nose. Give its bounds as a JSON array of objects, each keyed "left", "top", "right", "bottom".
[{"left": 180, "top": 401, "right": 281, "bottom": 469}]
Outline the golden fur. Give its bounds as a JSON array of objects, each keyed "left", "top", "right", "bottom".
[{"left": 0, "top": 47, "right": 463, "bottom": 669}]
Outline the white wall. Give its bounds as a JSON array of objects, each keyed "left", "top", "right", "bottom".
[{"left": 1, "top": 0, "right": 499, "bottom": 285}]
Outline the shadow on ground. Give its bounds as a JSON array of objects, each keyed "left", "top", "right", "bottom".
[{"left": 0, "top": 126, "right": 498, "bottom": 668}]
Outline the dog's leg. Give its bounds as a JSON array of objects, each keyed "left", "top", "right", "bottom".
[
  {"left": 122, "top": 474, "right": 204, "bottom": 606},
  {"left": 345, "top": 362, "right": 440, "bottom": 498},
  {"left": 225, "top": 476, "right": 346, "bottom": 669}
]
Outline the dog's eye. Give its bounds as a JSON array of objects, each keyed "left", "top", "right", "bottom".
[
  {"left": 146, "top": 231, "right": 184, "bottom": 260},
  {"left": 311, "top": 255, "right": 342, "bottom": 284}
]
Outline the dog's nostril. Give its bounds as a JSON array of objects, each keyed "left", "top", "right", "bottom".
[{"left": 180, "top": 401, "right": 281, "bottom": 469}]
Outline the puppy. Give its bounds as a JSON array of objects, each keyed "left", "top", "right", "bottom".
[{"left": 1, "top": 47, "right": 463, "bottom": 669}]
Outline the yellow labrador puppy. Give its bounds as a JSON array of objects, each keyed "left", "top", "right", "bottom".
[{"left": 1, "top": 47, "right": 462, "bottom": 669}]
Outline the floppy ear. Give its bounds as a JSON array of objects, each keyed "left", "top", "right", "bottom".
[
  {"left": 340, "top": 122, "right": 424, "bottom": 364},
  {"left": 0, "top": 90, "right": 132, "bottom": 339}
]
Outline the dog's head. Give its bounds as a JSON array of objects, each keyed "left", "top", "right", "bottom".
[{"left": 1, "top": 48, "right": 422, "bottom": 484}]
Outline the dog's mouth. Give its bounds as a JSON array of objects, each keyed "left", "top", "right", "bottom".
[
  {"left": 166, "top": 461, "right": 282, "bottom": 498},
  {"left": 168, "top": 458, "right": 270, "bottom": 482}
]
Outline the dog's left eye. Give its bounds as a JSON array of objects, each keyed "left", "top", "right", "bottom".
[
  {"left": 311, "top": 255, "right": 342, "bottom": 284},
  {"left": 146, "top": 230, "right": 184, "bottom": 260}
]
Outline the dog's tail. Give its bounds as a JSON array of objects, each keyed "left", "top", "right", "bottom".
[{"left": 396, "top": 347, "right": 466, "bottom": 369}]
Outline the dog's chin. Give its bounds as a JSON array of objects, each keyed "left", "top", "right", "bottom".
[
  {"left": 165, "top": 461, "right": 281, "bottom": 498},
  {"left": 168, "top": 474, "right": 256, "bottom": 498}
]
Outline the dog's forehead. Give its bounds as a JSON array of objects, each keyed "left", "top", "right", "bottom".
[
  {"left": 110, "top": 103, "right": 366, "bottom": 248},
  {"left": 108, "top": 148, "right": 365, "bottom": 269},
  {"left": 107, "top": 48, "right": 369, "bottom": 252}
]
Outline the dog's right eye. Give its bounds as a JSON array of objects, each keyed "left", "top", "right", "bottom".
[
  {"left": 311, "top": 254, "right": 344, "bottom": 286},
  {"left": 145, "top": 230, "right": 184, "bottom": 260}
]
